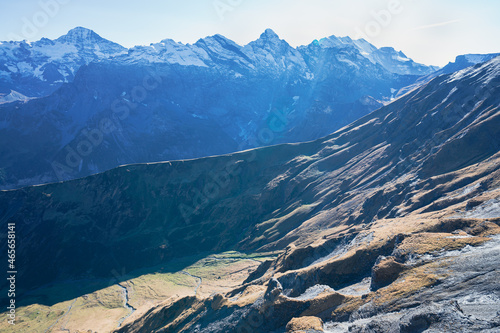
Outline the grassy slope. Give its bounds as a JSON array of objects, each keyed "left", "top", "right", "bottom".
[{"left": 0, "top": 251, "right": 278, "bottom": 333}]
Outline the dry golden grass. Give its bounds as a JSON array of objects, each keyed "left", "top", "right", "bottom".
[
  {"left": 228, "top": 285, "right": 267, "bottom": 307},
  {"left": 397, "top": 232, "right": 490, "bottom": 256},
  {"left": 286, "top": 316, "right": 324, "bottom": 332},
  {"left": 331, "top": 262, "right": 447, "bottom": 318},
  {"left": 370, "top": 263, "right": 447, "bottom": 308},
  {"left": 1, "top": 252, "right": 272, "bottom": 333}
]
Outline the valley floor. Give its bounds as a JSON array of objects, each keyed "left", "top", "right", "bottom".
[{"left": 0, "top": 252, "right": 278, "bottom": 333}]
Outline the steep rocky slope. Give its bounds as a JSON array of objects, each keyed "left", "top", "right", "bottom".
[
  {"left": 0, "top": 53, "right": 499, "bottom": 332},
  {"left": 112, "top": 57, "right": 500, "bottom": 332}
]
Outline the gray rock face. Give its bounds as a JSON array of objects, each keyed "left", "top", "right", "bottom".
[
  {"left": 327, "top": 236, "right": 500, "bottom": 333},
  {"left": 265, "top": 278, "right": 284, "bottom": 302}
]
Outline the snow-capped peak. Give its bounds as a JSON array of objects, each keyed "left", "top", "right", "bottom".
[
  {"left": 260, "top": 28, "right": 280, "bottom": 40},
  {"left": 311, "top": 35, "right": 375, "bottom": 56},
  {"left": 249, "top": 28, "right": 289, "bottom": 50},
  {"left": 158, "top": 38, "right": 177, "bottom": 45},
  {"left": 54, "top": 27, "right": 125, "bottom": 53},
  {"left": 315, "top": 35, "right": 355, "bottom": 49},
  {"left": 56, "top": 27, "right": 101, "bottom": 44},
  {"left": 196, "top": 33, "right": 242, "bottom": 50},
  {"left": 0, "top": 26, "right": 126, "bottom": 100},
  {"left": 304, "top": 35, "right": 436, "bottom": 75}
]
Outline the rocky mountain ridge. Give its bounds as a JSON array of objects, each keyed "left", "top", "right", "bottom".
[{"left": 0, "top": 27, "right": 126, "bottom": 100}]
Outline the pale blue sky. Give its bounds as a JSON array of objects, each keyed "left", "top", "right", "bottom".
[{"left": 1, "top": 0, "right": 499, "bottom": 66}]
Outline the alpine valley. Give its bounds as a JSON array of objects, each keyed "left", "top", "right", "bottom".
[{"left": 0, "top": 28, "right": 499, "bottom": 333}]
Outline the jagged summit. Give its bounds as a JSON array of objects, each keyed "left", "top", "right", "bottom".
[
  {"left": 248, "top": 28, "right": 289, "bottom": 51},
  {"left": 315, "top": 35, "right": 356, "bottom": 48},
  {"left": 56, "top": 26, "right": 101, "bottom": 43},
  {"left": 260, "top": 28, "right": 280, "bottom": 40},
  {"left": 65, "top": 26, "right": 95, "bottom": 35},
  {"left": 196, "top": 33, "right": 240, "bottom": 47},
  {"left": 0, "top": 26, "right": 126, "bottom": 101},
  {"left": 304, "top": 36, "right": 437, "bottom": 75},
  {"left": 312, "top": 35, "right": 373, "bottom": 51},
  {"left": 158, "top": 38, "right": 179, "bottom": 45},
  {"left": 55, "top": 26, "right": 125, "bottom": 54}
]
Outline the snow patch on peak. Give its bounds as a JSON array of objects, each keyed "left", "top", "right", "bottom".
[
  {"left": 67, "top": 26, "right": 94, "bottom": 34},
  {"left": 315, "top": 35, "right": 359, "bottom": 50},
  {"left": 447, "top": 56, "right": 500, "bottom": 85},
  {"left": 54, "top": 27, "right": 125, "bottom": 54},
  {"left": 0, "top": 26, "right": 127, "bottom": 98},
  {"left": 197, "top": 34, "right": 242, "bottom": 50},
  {"left": 440, "top": 53, "right": 500, "bottom": 75},
  {"left": 159, "top": 38, "right": 181, "bottom": 46},
  {"left": 249, "top": 29, "right": 286, "bottom": 49},
  {"left": 0, "top": 90, "right": 33, "bottom": 104},
  {"left": 211, "top": 34, "right": 236, "bottom": 43},
  {"left": 463, "top": 54, "right": 500, "bottom": 64},
  {"left": 56, "top": 27, "right": 99, "bottom": 43},
  {"left": 305, "top": 36, "right": 434, "bottom": 75},
  {"left": 127, "top": 42, "right": 209, "bottom": 67}
]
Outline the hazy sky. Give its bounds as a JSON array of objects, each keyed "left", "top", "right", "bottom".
[{"left": 1, "top": 0, "right": 499, "bottom": 66}]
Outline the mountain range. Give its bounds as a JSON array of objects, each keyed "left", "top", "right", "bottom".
[
  {"left": 0, "top": 40, "right": 499, "bottom": 332},
  {"left": 0, "top": 27, "right": 496, "bottom": 191},
  {"left": 0, "top": 27, "right": 126, "bottom": 99},
  {"left": 0, "top": 27, "right": 436, "bottom": 103}
]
